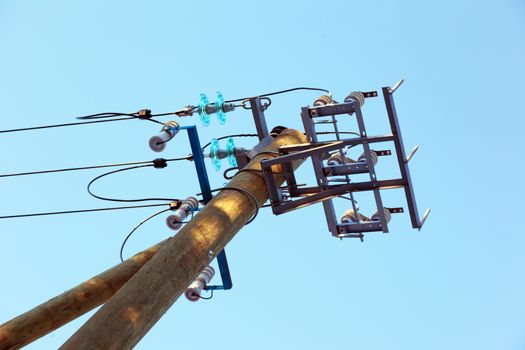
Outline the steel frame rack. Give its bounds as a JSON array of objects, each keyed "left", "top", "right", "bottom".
[{"left": 256, "top": 84, "right": 429, "bottom": 239}]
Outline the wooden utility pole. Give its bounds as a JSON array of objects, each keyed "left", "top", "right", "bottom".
[
  {"left": 0, "top": 239, "right": 168, "bottom": 350},
  {"left": 60, "top": 128, "right": 306, "bottom": 350}
]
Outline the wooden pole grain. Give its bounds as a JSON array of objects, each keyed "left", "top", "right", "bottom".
[
  {"left": 60, "top": 129, "right": 307, "bottom": 350},
  {"left": 0, "top": 239, "right": 168, "bottom": 350}
]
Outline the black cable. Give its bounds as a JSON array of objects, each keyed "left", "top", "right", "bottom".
[
  {"left": 0, "top": 117, "right": 135, "bottom": 134},
  {"left": 202, "top": 187, "right": 259, "bottom": 224},
  {"left": 0, "top": 203, "right": 170, "bottom": 220},
  {"left": 201, "top": 134, "right": 259, "bottom": 151},
  {"left": 224, "top": 87, "right": 330, "bottom": 103},
  {"left": 253, "top": 151, "right": 281, "bottom": 157},
  {"left": 198, "top": 289, "right": 214, "bottom": 300},
  {"left": 223, "top": 151, "right": 283, "bottom": 180},
  {"left": 0, "top": 160, "right": 153, "bottom": 178},
  {"left": 87, "top": 165, "right": 183, "bottom": 203},
  {"left": 316, "top": 131, "right": 360, "bottom": 137},
  {"left": 223, "top": 166, "right": 239, "bottom": 180},
  {"left": 119, "top": 208, "right": 170, "bottom": 262},
  {"left": 0, "top": 156, "right": 191, "bottom": 179},
  {"left": 76, "top": 112, "right": 139, "bottom": 120},
  {"left": 338, "top": 195, "right": 359, "bottom": 205},
  {"left": 77, "top": 110, "right": 187, "bottom": 120},
  {"left": 76, "top": 111, "right": 165, "bottom": 126},
  {"left": 151, "top": 112, "right": 181, "bottom": 117}
]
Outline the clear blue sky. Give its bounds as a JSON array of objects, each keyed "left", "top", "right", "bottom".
[{"left": 1, "top": 1, "right": 524, "bottom": 349}]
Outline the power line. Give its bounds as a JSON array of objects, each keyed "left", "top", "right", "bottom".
[
  {"left": 0, "top": 203, "right": 171, "bottom": 220},
  {"left": 0, "top": 117, "right": 135, "bottom": 134},
  {"left": 0, "top": 156, "right": 192, "bottom": 179},
  {"left": 224, "top": 86, "right": 330, "bottom": 103},
  {"left": 119, "top": 208, "right": 171, "bottom": 262},
  {"left": 201, "top": 133, "right": 259, "bottom": 150}
]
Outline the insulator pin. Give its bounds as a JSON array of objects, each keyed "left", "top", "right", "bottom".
[
  {"left": 185, "top": 266, "right": 215, "bottom": 302},
  {"left": 344, "top": 91, "right": 365, "bottom": 108},
  {"left": 327, "top": 151, "right": 354, "bottom": 166},
  {"left": 358, "top": 151, "right": 378, "bottom": 166},
  {"left": 371, "top": 208, "right": 392, "bottom": 224},
  {"left": 340, "top": 209, "right": 369, "bottom": 224},
  {"left": 149, "top": 121, "right": 180, "bottom": 152},
  {"left": 313, "top": 94, "right": 334, "bottom": 107},
  {"left": 166, "top": 196, "right": 199, "bottom": 230}
]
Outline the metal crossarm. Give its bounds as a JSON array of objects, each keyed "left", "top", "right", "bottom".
[{"left": 259, "top": 83, "right": 429, "bottom": 239}]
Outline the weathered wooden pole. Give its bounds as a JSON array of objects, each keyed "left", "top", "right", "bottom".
[
  {"left": 60, "top": 129, "right": 306, "bottom": 350},
  {"left": 0, "top": 239, "right": 168, "bottom": 350}
]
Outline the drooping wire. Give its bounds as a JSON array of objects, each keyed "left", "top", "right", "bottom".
[
  {"left": 119, "top": 208, "right": 170, "bottom": 262},
  {"left": 87, "top": 163, "right": 187, "bottom": 203},
  {"left": 198, "top": 289, "right": 214, "bottom": 300},
  {"left": 223, "top": 166, "right": 239, "bottom": 180},
  {"left": 198, "top": 187, "right": 259, "bottom": 224},
  {"left": 0, "top": 203, "right": 170, "bottom": 220},
  {"left": 224, "top": 87, "right": 330, "bottom": 103}
]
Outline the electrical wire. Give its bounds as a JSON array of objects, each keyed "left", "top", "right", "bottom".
[
  {"left": 0, "top": 117, "right": 135, "bottom": 134},
  {"left": 201, "top": 133, "right": 259, "bottom": 151},
  {"left": 0, "top": 203, "right": 170, "bottom": 220},
  {"left": 200, "top": 131, "right": 358, "bottom": 153},
  {"left": 119, "top": 208, "right": 170, "bottom": 262},
  {"left": 0, "top": 156, "right": 191, "bottom": 179},
  {"left": 87, "top": 164, "right": 185, "bottom": 203},
  {"left": 76, "top": 112, "right": 139, "bottom": 120},
  {"left": 224, "top": 87, "right": 330, "bottom": 103},
  {"left": 200, "top": 187, "right": 259, "bottom": 224},
  {"left": 316, "top": 131, "right": 360, "bottom": 137},
  {"left": 198, "top": 289, "right": 214, "bottom": 300},
  {"left": 338, "top": 195, "right": 359, "bottom": 205},
  {"left": 223, "top": 166, "right": 239, "bottom": 180},
  {"left": 0, "top": 159, "right": 159, "bottom": 178}
]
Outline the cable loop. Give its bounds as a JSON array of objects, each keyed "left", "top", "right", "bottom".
[
  {"left": 223, "top": 166, "right": 239, "bottom": 180},
  {"left": 241, "top": 99, "right": 251, "bottom": 110},
  {"left": 207, "top": 187, "right": 259, "bottom": 224},
  {"left": 260, "top": 97, "right": 272, "bottom": 110}
]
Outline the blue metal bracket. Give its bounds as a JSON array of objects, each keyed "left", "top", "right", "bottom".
[{"left": 183, "top": 125, "right": 233, "bottom": 291}]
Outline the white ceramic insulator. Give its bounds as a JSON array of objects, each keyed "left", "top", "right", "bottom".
[
  {"left": 340, "top": 209, "right": 368, "bottom": 223},
  {"left": 371, "top": 208, "right": 392, "bottom": 224},
  {"left": 185, "top": 266, "right": 215, "bottom": 302},
  {"left": 344, "top": 91, "right": 365, "bottom": 108},
  {"left": 149, "top": 131, "right": 171, "bottom": 152},
  {"left": 149, "top": 121, "right": 180, "bottom": 152},
  {"left": 166, "top": 197, "right": 199, "bottom": 231},
  {"left": 327, "top": 151, "right": 353, "bottom": 166},
  {"left": 358, "top": 151, "right": 378, "bottom": 166},
  {"left": 313, "top": 94, "right": 333, "bottom": 107}
]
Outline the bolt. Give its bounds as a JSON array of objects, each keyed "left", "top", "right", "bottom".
[{"left": 208, "top": 249, "right": 214, "bottom": 259}]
